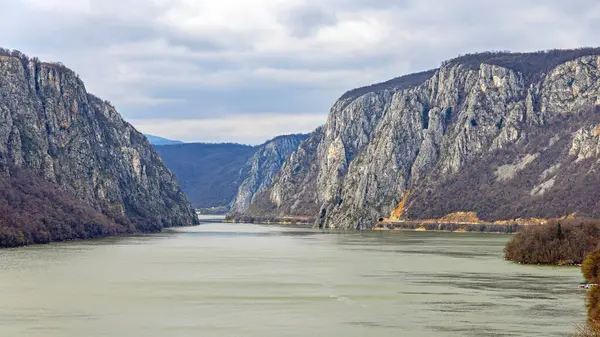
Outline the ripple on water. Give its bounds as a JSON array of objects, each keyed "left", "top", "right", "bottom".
[{"left": 0, "top": 224, "right": 587, "bottom": 337}]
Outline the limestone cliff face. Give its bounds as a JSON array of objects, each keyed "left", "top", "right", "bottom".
[
  {"left": 0, "top": 51, "right": 196, "bottom": 232},
  {"left": 230, "top": 134, "right": 308, "bottom": 213},
  {"left": 244, "top": 49, "right": 600, "bottom": 229}
]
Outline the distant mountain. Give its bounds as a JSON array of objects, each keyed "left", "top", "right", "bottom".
[
  {"left": 154, "top": 134, "right": 308, "bottom": 210},
  {"left": 154, "top": 143, "right": 256, "bottom": 208},
  {"left": 144, "top": 134, "right": 184, "bottom": 145}
]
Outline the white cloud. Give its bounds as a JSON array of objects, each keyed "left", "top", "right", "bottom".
[
  {"left": 3, "top": 0, "right": 600, "bottom": 143},
  {"left": 22, "top": 0, "right": 91, "bottom": 13},
  {"left": 128, "top": 113, "right": 325, "bottom": 145}
]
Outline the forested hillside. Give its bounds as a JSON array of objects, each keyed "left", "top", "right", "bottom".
[{"left": 154, "top": 143, "right": 255, "bottom": 208}]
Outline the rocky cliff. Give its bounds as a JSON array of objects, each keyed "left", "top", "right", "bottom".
[
  {"left": 243, "top": 48, "right": 600, "bottom": 229},
  {"left": 0, "top": 49, "right": 196, "bottom": 246},
  {"left": 230, "top": 134, "right": 308, "bottom": 213},
  {"left": 154, "top": 134, "right": 308, "bottom": 212}
]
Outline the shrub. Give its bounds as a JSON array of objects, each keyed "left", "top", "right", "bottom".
[
  {"left": 583, "top": 252, "right": 600, "bottom": 282},
  {"left": 577, "top": 251, "right": 600, "bottom": 336},
  {"left": 504, "top": 219, "right": 600, "bottom": 264},
  {"left": 0, "top": 169, "right": 131, "bottom": 248}
]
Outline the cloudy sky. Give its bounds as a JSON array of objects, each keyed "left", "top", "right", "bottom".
[{"left": 1, "top": 0, "right": 599, "bottom": 144}]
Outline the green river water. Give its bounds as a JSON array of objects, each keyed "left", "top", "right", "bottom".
[{"left": 0, "top": 219, "right": 586, "bottom": 336}]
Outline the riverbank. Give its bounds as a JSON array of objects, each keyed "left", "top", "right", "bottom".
[
  {"left": 374, "top": 220, "right": 520, "bottom": 233},
  {"left": 226, "top": 214, "right": 524, "bottom": 233},
  {"left": 504, "top": 218, "right": 600, "bottom": 265},
  {"left": 224, "top": 215, "right": 314, "bottom": 226}
]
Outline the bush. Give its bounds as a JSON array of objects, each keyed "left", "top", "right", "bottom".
[
  {"left": 583, "top": 252, "right": 600, "bottom": 283},
  {"left": 575, "top": 251, "right": 600, "bottom": 336},
  {"left": 504, "top": 219, "right": 600, "bottom": 264}
]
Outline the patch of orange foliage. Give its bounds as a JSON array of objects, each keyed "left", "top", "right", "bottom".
[
  {"left": 594, "top": 124, "right": 600, "bottom": 137},
  {"left": 390, "top": 190, "right": 410, "bottom": 220},
  {"left": 439, "top": 212, "right": 481, "bottom": 224}
]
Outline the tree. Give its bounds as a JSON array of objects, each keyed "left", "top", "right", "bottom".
[
  {"left": 583, "top": 251, "right": 600, "bottom": 283},
  {"left": 557, "top": 222, "right": 564, "bottom": 240}
]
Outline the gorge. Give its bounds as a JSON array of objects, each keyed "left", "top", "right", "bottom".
[
  {"left": 234, "top": 48, "right": 600, "bottom": 230},
  {"left": 154, "top": 134, "right": 308, "bottom": 212}
]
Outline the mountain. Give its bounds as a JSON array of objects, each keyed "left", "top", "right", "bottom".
[
  {"left": 240, "top": 48, "right": 600, "bottom": 229},
  {"left": 153, "top": 143, "right": 255, "bottom": 208},
  {"left": 144, "top": 134, "right": 184, "bottom": 145},
  {"left": 153, "top": 134, "right": 308, "bottom": 211},
  {"left": 230, "top": 134, "right": 309, "bottom": 213},
  {"left": 0, "top": 49, "right": 197, "bottom": 247}
]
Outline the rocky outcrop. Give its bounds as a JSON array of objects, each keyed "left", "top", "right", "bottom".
[
  {"left": 242, "top": 48, "right": 600, "bottom": 229},
  {"left": 0, "top": 49, "right": 196, "bottom": 244},
  {"left": 230, "top": 134, "right": 308, "bottom": 213},
  {"left": 242, "top": 127, "right": 325, "bottom": 218}
]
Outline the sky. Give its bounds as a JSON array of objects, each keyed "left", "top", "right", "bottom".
[{"left": 1, "top": 0, "right": 599, "bottom": 144}]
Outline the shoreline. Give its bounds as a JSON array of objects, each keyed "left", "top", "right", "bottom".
[
  {"left": 224, "top": 215, "right": 314, "bottom": 227},
  {"left": 374, "top": 220, "right": 521, "bottom": 234},
  {"left": 225, "top": 216, "right": 524, "bottom": 234},
  {"left": 0, "top": 221, "right": 203, "bottom": 250}
]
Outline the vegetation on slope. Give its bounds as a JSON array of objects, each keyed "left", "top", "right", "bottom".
[
  {"left": 154, "top": 143, "right": 255, "bottom": 208},
  {"left": 340, "top": 69, "right": 437, "bottom": 102},
  {"left": 0, "top": 169, "right": 134, "bottom": 248},
  {"left": 443, "top": 47, "right": 600, "bottom": 82},
  {"left": 0, "top": 48, "right": 197, "bottom": 247},
  {"left": 408, "top": 106, "right": 600, "bottom": 222},
  {"left": 340, "top": 48, "right": 600, "bottom": 105}
]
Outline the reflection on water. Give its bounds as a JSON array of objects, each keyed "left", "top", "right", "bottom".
[{"left": 0, "top": 223, "right": 586, "bottom": 337}]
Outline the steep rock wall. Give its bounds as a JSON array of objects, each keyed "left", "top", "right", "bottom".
[{"left": 243, "top": 50, "right": 600, "bottom": 229}]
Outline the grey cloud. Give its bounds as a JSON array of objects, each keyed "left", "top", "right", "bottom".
[
  {"left": 327, "top": 0, "right": 412, "bottom": 10},
  {"left": 1, "top": 0, "right": 599, "bottom": 143},
  {"left": 124, "top": 84, "right": 340, "bottom": 120},
  {"left": 279, "top": 3, "right": 337, "bottom": 38},
  {"left": 166, "top": 33, "right": 245, "bottom": 53}
]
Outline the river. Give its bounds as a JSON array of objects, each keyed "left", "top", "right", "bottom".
[{"left": 0, "top": 219, "right": 586, "bottom": 337}]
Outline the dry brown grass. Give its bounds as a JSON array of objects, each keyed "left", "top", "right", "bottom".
[{"left": 439, "top": 212, "right": 481, "bottom": 224}]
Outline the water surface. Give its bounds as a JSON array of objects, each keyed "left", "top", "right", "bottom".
[{"left": 0, "top": 221, "right": 585, "bottom": 336}]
